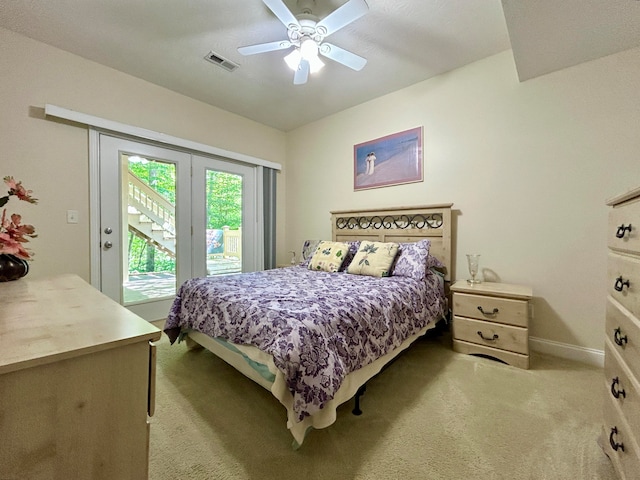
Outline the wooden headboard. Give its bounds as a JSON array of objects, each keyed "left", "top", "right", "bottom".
[{"left": 330, "top": 204, "right": 454, "bottom": 283}]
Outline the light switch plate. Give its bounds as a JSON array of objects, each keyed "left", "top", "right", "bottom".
[{"left": 67, "top": 210, "right": 79, "bottom": 224}]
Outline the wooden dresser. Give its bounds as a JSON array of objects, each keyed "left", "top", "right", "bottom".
[
  {"left": 603, "top": 188, "right": 640, "bottom": 478},
  {"left": 0, "top": 274, "right": 161, "bottom": 479},
  {"left": 451, "top": 280, "right": 532, "bottom": 369}
]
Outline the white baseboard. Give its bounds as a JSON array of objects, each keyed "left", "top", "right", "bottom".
[{"left": 529, "top": 336, "right": 604, "bottom": 368}]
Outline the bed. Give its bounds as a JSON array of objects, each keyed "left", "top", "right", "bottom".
[{"left": 164, "top": 204, "right": 454, "bottom": 447}]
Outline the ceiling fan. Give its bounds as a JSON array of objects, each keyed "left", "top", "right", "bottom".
[{"left": 238, "top": 0, "right": 369, "bottom": 85}]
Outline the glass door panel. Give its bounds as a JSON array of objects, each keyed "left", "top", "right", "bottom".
[
  {"left": 192, "top": 155, "right": 258, "bottom": 278},
  {"left": 99, "top": 135, "right": 191, "bottom": 321},
  {"left": 204, "top": 169, "right": 243, "bottom": 277},
  {"left": 123, "top": 154, "right": 177, "bottom": 303}
]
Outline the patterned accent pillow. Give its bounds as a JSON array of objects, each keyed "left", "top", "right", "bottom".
[
  {"left": 338, "top": 240, "right": 361, "bottom": 272},
  {"left": 299, "top": 240, "right": 321, "bottom": 267},
  {"left": 308, "top": 241, "right": 349, "bottom": 273},
  {"left": 427, "top": 253, "right": 445, "bottom": 269},
  {"left": 347, "top": 241, "right": 399, "bottom": 277},
  {"left": 392, "top": 239, "right": 432, "bottom": 281}
]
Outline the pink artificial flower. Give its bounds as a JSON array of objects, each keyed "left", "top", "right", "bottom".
[
  {"left": 3, "top": 176, "right": 38, "bottom": 204},
  {"left": 0, "top": 178, "right": 38, "bottom": 260},
  {"left": 0, "top": 231, "right": 31, "bottom": 259}
]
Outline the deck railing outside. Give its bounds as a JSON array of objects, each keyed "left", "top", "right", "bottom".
[{"left": 222, "top": 226, "right": 241, "bottom": 259}]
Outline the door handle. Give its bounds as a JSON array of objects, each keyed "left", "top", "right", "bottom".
[{"left": 104, "top": 241, "right": 113, "bottom": 249}]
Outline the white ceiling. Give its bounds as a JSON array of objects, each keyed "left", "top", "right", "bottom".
[{"left": 1, "top": 0, "right": 639, "bottom": 132}]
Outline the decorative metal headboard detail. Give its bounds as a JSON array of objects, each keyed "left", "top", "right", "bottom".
[
  {"left": 335, "top": 213, "right": 444, "bottom": 231},
  {"left": 330, "top": 204, "right": 454, "bottom": 283}
]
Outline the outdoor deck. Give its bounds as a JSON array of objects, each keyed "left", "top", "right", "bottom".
[{"left": 123, "top": 257, "right": 241, "bottom": 303}]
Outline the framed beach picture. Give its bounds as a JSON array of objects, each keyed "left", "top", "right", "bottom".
[{"left": 353, "top": 126, "right": 423, "bottom": 191}]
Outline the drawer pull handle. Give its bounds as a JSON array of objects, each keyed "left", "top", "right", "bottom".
[
  {"left": 477, "top": 306, "right": 499, "bottom": 316},
  {"left": 614, "top": 276, "right": 630, "bottom": 292},
  {"left": 611, "top": 377, "right": 626, "bottom": 399},
  {"left": 616, "top": 224, "right": 632, "bottom": 238},
  {"left": 614, "top": 327, "right": 628, "bottom": 347},
  {"left": 609, "top": 427, "right": 625, "bottom": 452},
  {"left": 477, "top": 331, "right": 499, "bottom": 342}
]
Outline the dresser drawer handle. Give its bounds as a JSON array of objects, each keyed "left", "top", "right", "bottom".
[
  {"left": 477, "top": 331, "right": 499, "bottom": 342},
  {"left": 614, "top": 327, "right": 628, "bottom": 347},
  {"left": 611, "top": 377, "right": 627, "bottom": 399},
  {"left": 614, "top": 276, "right": 630, "bottom": 292},
  {"left": 477, "top": 306, "right": 499, "bottom": 316},
  {"left": 609, "top": 427, "right": 625, "bottom": 452},
  {"left": 616, "top": 224, "right": 632, "bottom": 239}
]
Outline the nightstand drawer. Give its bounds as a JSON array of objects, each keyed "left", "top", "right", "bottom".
[
  {"left": 453, "top": 292, "right": 528, "bottom": 328},
  {"left": 452, "top": 316, "right": 529, "bottom": 355}
]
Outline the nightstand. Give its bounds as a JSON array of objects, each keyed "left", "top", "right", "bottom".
[{"left": 450, "top": 280, "right": 533, "bottom": 369}]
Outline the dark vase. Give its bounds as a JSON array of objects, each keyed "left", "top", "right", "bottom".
[{"left": 0, "top": 254, "right": 29, "bottom": 282}]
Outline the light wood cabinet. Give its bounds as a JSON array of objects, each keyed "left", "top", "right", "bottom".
[
  {"left": 450, "top": 280, "right": 532, "bottom": 369},
  {"left": 0, "top": 274, "right": 161, "bottom": 479},
  {"left": 602, "top": 187, "right": 640, "bottom": 479}
]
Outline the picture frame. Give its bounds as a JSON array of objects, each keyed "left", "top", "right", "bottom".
[{"left": 353, "top": 126, "right": 423, "bottom": 191}]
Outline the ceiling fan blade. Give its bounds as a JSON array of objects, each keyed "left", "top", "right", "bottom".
[
  {"left": 319, "top": 42, "right": 367, "bottom": 71},
  {"left": 238, "top": 40, "right": 292, "bottom": 56},
  {"left": 316, "top": 0, "right": 369, "bottom": 37},
  {"left": 293, "top": 59, "right": 310, "bottom": 85},
  {"left": 262, "top": 0, "right": 301, "bottom": 31}
]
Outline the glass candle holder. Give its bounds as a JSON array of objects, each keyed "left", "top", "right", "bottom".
[{"left": 466, "top": 254, "right": 481, "bottom": 284}]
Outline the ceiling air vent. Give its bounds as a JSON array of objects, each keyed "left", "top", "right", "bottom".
[{"left": 204, "top": 51, "right": 239, "bottom": 72}]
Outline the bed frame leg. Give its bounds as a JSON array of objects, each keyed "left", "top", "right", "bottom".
[{"left": 352, "top": 384, "right": 367, "bottom": 416}]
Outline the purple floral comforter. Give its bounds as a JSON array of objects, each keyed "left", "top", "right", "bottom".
[{"left": 164, "top": 266, "right": 446, "bottom": 422}]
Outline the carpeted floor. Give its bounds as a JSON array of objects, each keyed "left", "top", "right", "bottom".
[{"left": 148, "top": 324, "right": 618, "bottom": 480}]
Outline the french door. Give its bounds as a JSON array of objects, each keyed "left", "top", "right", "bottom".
[{"left": 97, "top": 134, "right": 258, "bottom": 321}]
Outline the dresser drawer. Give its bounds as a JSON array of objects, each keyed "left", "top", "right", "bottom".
[
  {"left": 608, "top": 253, "right": 640, "bottom": 320},
  {"left": 452, "top": 315, "right": 528, "bottom": 354},
  {"left": 606, "top": 297, "right": 640, "bottom": 377},
  {"left": 452, "top": 293, "right": 528, "bottom": 328},
  {"left": 609, "top": 197, "right": 640, "bottom": 255},
  {"left": 603, "top": 396, "right": 640, "bottom": 479},
  {"left": 604, "top": 341, "right": 640, "bottom": 441}
]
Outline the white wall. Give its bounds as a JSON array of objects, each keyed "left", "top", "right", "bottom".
[
  {"left": 4, "top": 23, "right": 640, "bottom": 355},
  {"left": 0, "top": 27, "right": 287, "bottom": 282},
  {"left": 285, "top": 48, "right": 640, "bottom": 353}
]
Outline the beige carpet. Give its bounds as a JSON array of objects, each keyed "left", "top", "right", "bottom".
[{"left": 148, "top": 324, "right": 618, "bottom": 480}]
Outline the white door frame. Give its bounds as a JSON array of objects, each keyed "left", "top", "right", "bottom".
[
  {"left": 97, "top": 134, "right": 191, "bottom": 321},
  {"left": 56, "top": 102, "right": 282, "bottom": 287},
  {"left": 89, "top": 130, "right": 267, "bottom": 321}
]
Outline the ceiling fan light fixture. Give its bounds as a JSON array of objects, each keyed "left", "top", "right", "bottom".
[
  {"left": 240, "top": 0, "right": 369, "bottom": 84},
  {"left": 299, "top": 37, "right": 319, "bottom": 60},
  {"left": 284, "top": 49, "right": 302, "bottom": 71},
  {"left": 284, "top": 48, "right": 324, "bottom": 74},
  {"left": 308, "top": 55, "right": 325, "bottom": 73}
]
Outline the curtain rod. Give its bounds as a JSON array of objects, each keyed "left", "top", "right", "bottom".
[{"left": 44, "top": 104, "right": 282, "bottom": 171}]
